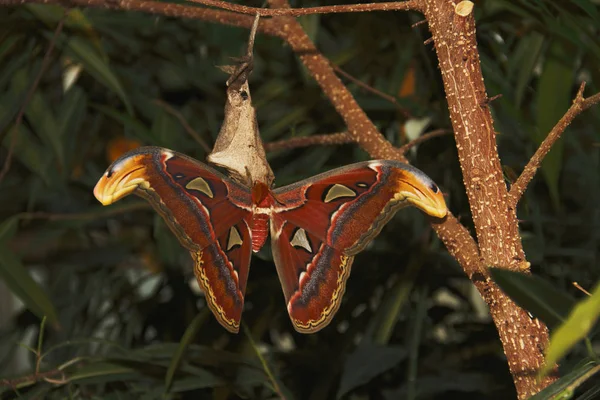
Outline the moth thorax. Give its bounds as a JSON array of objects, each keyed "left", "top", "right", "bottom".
[
  {"left": 251, "top": 213, "right": 269, "bottom": 252},
  {"left": 251, "top": 181, "right": 270, "bottom": 206}
]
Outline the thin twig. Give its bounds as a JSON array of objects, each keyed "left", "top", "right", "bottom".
[
  {"left": 184, "top": 0, "right": 421, "bottom": 16},
  {"left": 0, "top": 14, "right": 66, "bottom": 185},
  {"left": 572, "top": 282, "right": 591, "bottom": 296},
  {"left": 509, "top": 82, "right": 600, "bottom": 206},
  {"left": 153, "top": 100, "right": 211, "bottom": 152},
  {"left": 0, "top": 369, "right": 64, "bottom": 389},
  {"left": 226, "top": 13, "right": 260, "bottom": 86},
  {"left": 411, "top": 19, "right": 427, "bottom": 28},
  {"left": 398, "top": 129, "right": 451, "bottom": 153},
  {"left": 332, "top": 64, "right": 411, "bottom": 118},
  {"left": 264, "top": 132, "right": 354, "bottom": 152}
]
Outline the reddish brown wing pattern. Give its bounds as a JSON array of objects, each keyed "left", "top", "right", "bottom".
[
  {"left": 270, "top": 218, "right": 353, "bottom": 333},
  {"left": 271, "top": 161, "right": 447, "bottom": 332},
  {"left": 94, "top": 146, "right": 253, "bottom": 332}
]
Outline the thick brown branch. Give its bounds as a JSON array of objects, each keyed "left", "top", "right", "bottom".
[
  {"left": 264, "top": 132, "right": 354, "bottom": 152},
  {"left": 509, "top": 83, "right": 600, "bottom": 206},
  {"left": 0, "top": 0, "right": 282, "bottom": 36},
  {"left": 422, "top": 1, "right": 553, "bottom": 397},
  {"left": 184, "top": 0, "right": 421, "bottom": 16}
]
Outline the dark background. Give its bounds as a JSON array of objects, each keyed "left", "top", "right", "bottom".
[{"left": 0, "top": 1, "right": 599, "bottom": 399}]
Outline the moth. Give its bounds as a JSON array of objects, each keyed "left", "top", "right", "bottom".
[{"left": 94, "top": 146, "right": 447, "bottom": 333}]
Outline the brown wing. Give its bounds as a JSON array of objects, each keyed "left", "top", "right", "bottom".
[
  {"left": 270, "top": 160, "right": 447, "bottom": 333},
  {"left": 94, "top": 146, "right": 253, "bottom": 332}
]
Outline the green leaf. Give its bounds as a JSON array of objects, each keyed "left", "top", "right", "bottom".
[
  {"left": 371, "top": 258, "right": 420, "bottom": 345},
  {"left": 1, "top": 125, "right": 53, "bottom": 186},
  {"left": 0, "top": 35, "right": 20, "bottom": 64},
  {"left": 57, "top": 86, "right": 87, "bottom": 167},
  {"left": 541, "top": 283, "right": 600, "bottom": 376},
  {"left": 530, "top": 360, "right": 600, "bottom": 400},
  {"left": 337, "top": 344, "right": 406, "bottom": 398},
  {"left": 67, "top": 361, "right": 138, "bottom": 383},
  {"left": 93, "top": 104, "right": 150, "bottom": 141},
  {"left": 489, "top": 268, "right": 576, "bottom": 329},
  {"left": 510, "top": 31, "right": 544, "bottom": 107},
  {"left": 534, "top": 41, "right": 575, "bottom": 209},
  {"left": 572, "top": 0, "right": 600, "bottom": 23},
  {"left": 0, "top": 216, "right": 19, "bottom": 243},
  {"left": 59, "top": 36, "right": 133, "bottom": 113},
  {"left": 165, "top": 312, "right": 208, "bottom": 392},
  {"left": 0, "top": 243, "right": 59, "bottom": 327},
  {"left": 25, "top": 90, "right": 65, "bottom": 170}
]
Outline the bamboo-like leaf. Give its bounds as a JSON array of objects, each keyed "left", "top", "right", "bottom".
[
  {"left": 510, "top": 32, "right": 544, "bottom": 107},
  {"left": 337, "top": 344, "right": 406, "bottom": 399},
  {"left": 25, "top": 90, "right": 65, "bottom": 170},
  {"left": 164, "top": 311, "right": 208, "bottom": 393},
  {"left": 93, "top": 104, "right": 150, "bottom": 141},
  {"left": 26, "top": 5, "right": 102, "bottom": 49},
  {"left": 0, "top": 35, "right": 20, "bottom": 64},
  {"left": 0, "top": 215, "right": 19, "bottom": 243},
  {"left": 67, "top": 361, "right": 138, "bottom": 383},
  {"left": 541, "top": 283, "right": 600, "bottom": 376},
  {"left": 572, "top": 0, "right": 600, "bottom": 23},
  {"left": 534, "top": 41, "right": 575, "bottom": 209},
  {"left": 1, "top": 124, "right": 52, "bottom": 186},
  {"left": 0, "top": 243, "right": 59, "bottom": 327},
  {"left": 60, "top": 36, "right": 133, "bottom": 113},
  {"left": 490, "top": 268, "right": 576, "bottom": 329},
  {"left": 242, "top": 323, "right": 292, "bottom": 399},
  {"left": 371, "top": 257, "right": 420, "bottom": 345},
  {"left": 530, "top": 360, "right": 600, "bottom": 400}
]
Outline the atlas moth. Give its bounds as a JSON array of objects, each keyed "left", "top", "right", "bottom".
[{"left": 94, "top": 146, "right": 447, "bottom": 333}]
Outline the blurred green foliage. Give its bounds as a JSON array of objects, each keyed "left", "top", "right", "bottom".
[{"left": 0, "top": 0, "right": 599, "bottom": 399}]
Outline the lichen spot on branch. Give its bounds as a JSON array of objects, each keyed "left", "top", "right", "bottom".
[{"left": 455, "top": 1, "right": 474, "bottom": 17}]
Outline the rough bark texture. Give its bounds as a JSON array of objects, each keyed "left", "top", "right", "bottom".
[{"left": 423, "top": 1, "right": 555, "bottom": 396}]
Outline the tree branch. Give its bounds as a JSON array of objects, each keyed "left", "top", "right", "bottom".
[
  {"left": 184, "top": 0, "right": 421, "bottom": 16},
  {"left": 509, "top": 82, "right": 600, "bottom": 206},
  {"left": 0, "top": 0, "right": 282, "bottom": 36},
  {"left": 422, "top": 1, "right": 554, "bottom": 396},
  {"left": 264, "top": 132, "right": 354, "bottom": 152},
  {"left": 266, "top": 0, "right": 409, "bottom": 161}
]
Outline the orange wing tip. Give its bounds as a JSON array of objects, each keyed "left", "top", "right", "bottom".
[
  {"left": 93, "top": 157, "right": 149, "bottom": 205},
  {"left": 397, "top": 189, "right": 448, "bottom": 219},
  {"left": 394, "top": 171, "right": 448, "bottom": 219}
]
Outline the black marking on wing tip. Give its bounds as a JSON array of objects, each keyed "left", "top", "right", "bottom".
[{"left": 107, "top": 168, "right": 115, "bottom": 178}]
